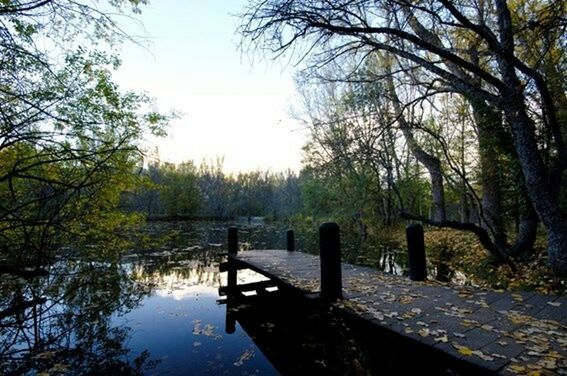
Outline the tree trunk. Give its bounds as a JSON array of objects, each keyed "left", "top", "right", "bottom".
[
  {"left": 469, "top": 98, "right": 508, "bottom": 249},
  {"left": 508, "top": 158, "right": 538, "bottom": 257},
  {"left": 387, "top": 75, "right": 446, "bottom": 221},
  {"left": 460, "top": 189, "right": 471, "bottom": 223},
  {"left": 503, "top": 99, "right": 567, "bottom": 273},
  {"left": 543, "top": 60, "right": 567, "bottom": 201},
  {"left": 493, "top": 0, "right": 567, "bottom": 273}
]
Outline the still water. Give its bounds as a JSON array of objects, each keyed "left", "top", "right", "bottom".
[{"left": 0, "top": 220, "right": 410, "bottom": 375}]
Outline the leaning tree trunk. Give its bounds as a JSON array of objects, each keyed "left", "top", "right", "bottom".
[
  {"left": 494, "top": 0, "right": 567, "bottom": 274},
  {"left": 503, "top": 98, "right": 567, "bottom": 273},
  {"left": 469, "top": 98, "right": 508, "bottom": 249},
  {"left": 402, "top": 8, "right": 500, "bottom": 232},
  {"left": 387, "top": 76, "right": 446, "bottom": 222}
]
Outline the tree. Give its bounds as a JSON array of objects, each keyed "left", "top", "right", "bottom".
[
  {"left": 158, "top": 162, "right": 201, "bottom": 218},
  {"left": 0, "top": 1, "right": 169, "bottom": 270},
  {"left": 241, "top": 0, "right": 567, "bottom": 274}
]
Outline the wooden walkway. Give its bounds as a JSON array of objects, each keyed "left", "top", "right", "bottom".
[{"left": 226, "top": 250, "right": 567, "bottom": 375}]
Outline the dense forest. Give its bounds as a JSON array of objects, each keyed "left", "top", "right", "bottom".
[
  {"left": 121, "top": 159, "right": 302, "bottom": 219},
  {"left": 0, "top": 0, "right": 566, "bottom": 291}
]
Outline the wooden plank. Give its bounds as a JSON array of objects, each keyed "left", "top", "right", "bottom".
[{"left": 226, "top": 250, "right": 567, "bottom": 374}]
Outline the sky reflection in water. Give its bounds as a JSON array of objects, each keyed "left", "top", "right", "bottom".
[{"left": 117, "top": 253, "right": 277, "bottom": 375}]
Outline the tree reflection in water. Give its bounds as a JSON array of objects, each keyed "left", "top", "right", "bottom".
[
  {"left": 0, "top": 221, "right": 284, "bottom": 375},
  {"left": 0, "top": 260, "right": 155, "bottom": 375},
  {"left": 0, "top": 221, "right": 422, "bottom": 375}
]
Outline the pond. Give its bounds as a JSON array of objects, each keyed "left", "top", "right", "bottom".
[{"left": 1, "top": 220, "right": 452, "bottom": 375}]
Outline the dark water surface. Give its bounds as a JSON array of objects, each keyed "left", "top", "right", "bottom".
[{"left": 0, "top": 220, "right": 421, "bottom": 375}]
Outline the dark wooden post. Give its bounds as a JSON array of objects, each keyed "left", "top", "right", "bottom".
[
  {"left": 319, "top": 222, "right": 342, "bottom": 301},
  {"left": 228, "top": 227, "right": 238, "bottom": 255},
  {"left": 286, "top": 230, "right": 295, "bottom": 252},
  {"left": 227, "top": 227, "right": 238, "bottom": 295},
  {"left": 406, "top": 223, "right": 427, "bottom": 281},
  {"left": 225, "top": 302, "right": 236, "bottom": 334}
]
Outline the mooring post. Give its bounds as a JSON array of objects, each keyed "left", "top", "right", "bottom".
[
  {"left": 286, "top": 230, "right": 295, "bottom": 252},
  {"left": 225, "top": 301, "right": 236, "bottom": 334},
  {"left": 227, "top": 227, "right": 238, "bottom": 295},
  {"left": 228, "top": 227, "right": 238, "bottom": 255},
  {"left": 319, "top": 222, "right": 343, "bottom": 301},
  {"left": 406, "top": 223, "right": 427, "bottom": 281}
]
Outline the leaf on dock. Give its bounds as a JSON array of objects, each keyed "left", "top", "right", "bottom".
[
  {"left": 452, "top": 343, "right": 473, "bottom": 356},
  {"left": 434, "top": 335, "right": 448, "bottom": 343}
]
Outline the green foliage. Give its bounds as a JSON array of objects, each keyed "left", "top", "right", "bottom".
[
  {"left": 0, "top": 1, "right": 171, "bottom": 266},
  {"left": 159, "top": 162, "right": 202, "bottom": 217},
  {"left": 300, "top": 171, "right": 339, "bottom": 217}
]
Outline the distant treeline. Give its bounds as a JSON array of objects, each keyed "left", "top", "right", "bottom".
[{"left": 121, "top": 160, "right": 302, "bottom": 220}]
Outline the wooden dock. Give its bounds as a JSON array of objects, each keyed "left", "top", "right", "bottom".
[{"left": 223, "top": 249, "right": 567, "bottom": 375}]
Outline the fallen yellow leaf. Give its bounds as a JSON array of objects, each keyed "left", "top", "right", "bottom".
[
  {"left": 452, "top": 343, "right": 473, "bottom": 356},
  {"left": 508, "top": 364, "right": 526, "bottom": 373},
  {"left": 458, "top": 347, "right": 473, "bottom": 356}
]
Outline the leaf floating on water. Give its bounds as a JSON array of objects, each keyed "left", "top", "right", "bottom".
[
  {"left": 411, "top": 308, "right": 422, "bottom": 314},
  {"left": 418, "top": 329, "right": 429, "bottom": 337},
  {"left": 434, "top": 335, "right": 448, "bottom": 343},
  {"left": 404, "top": 327, "right": 414, "bottom": 334},
  {"left": 193, "top": 322, "right": 222, "bottom": 340},
  {"left": 233, "top": 349, "right": 255, "bottom": 367}
]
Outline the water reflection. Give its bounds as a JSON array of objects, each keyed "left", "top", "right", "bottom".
[
  {"left": 120, "top": 249, "right": 278, "bottom": 375},
  {"left": 0, "top": 261, "right": 154, "bottom": 375},
  {"left": 0, "top": 220, "right": 451, "bottom": 376},
  {"left": 131, "top": 250, "right": 222, "bottom": 291},
  {"left": 1, "top": 244, "right": 281, "bottom": 375}
]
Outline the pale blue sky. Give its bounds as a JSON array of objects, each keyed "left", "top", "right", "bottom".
[{"left": 114, "top": 0, "right": 305, "bottom": 173}]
